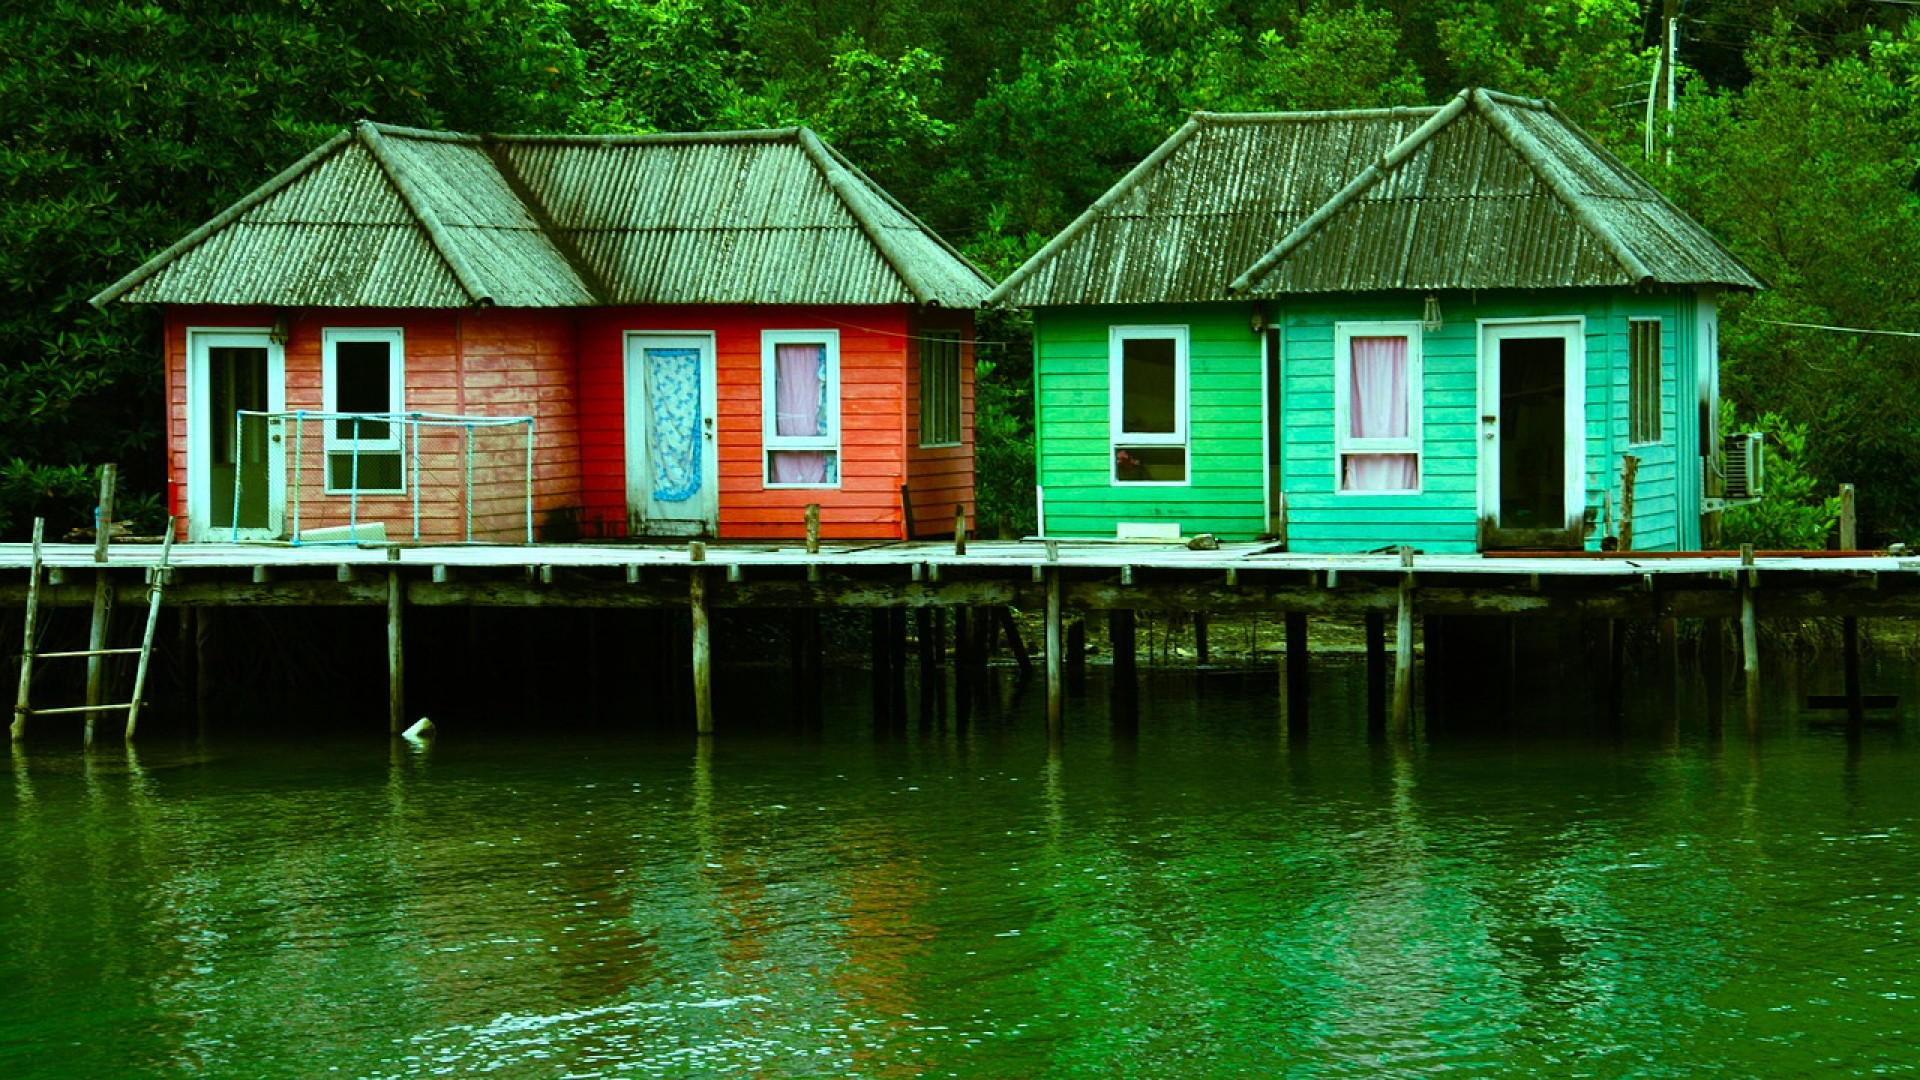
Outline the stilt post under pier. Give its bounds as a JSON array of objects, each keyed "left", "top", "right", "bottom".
[
  {"left": 1109, "top": 609, "right": 1137, "bottom": 730},
  {"left": 1045, "top": 562, "right": 1063, "bottom": 739},
  {"left": 387, "top": 548, "right": 405, "bottom": 734},
  {"left": 1702, "top": 617, "right": 1726, "bottom": 737},
  {"left": 690, "top": 552, "right": 712, "bottom": 735},
  {"left": 84, "top": 465, "right": 116, "bottom": 746},
  {"left": 12, "top": 518, "right": 43, "bottom": 741},
  {"left": 1741, "top": 544, "right": 1760, "bottom": 734},
  {"left": 1285, "top": 611, "right": 1309, "bottom": 738},
  {"left": 1392, "top": 546, "right": 1415, "bottom": 737},
  {"left": 1365, "top": 611, "right": 1386, "bottom": 738}
]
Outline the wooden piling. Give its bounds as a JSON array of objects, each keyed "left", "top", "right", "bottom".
[
  {"left": 870, "top": 610, "right": 892, "bottom": 730},
  {"left": 1284, "top": 611, "right": 1309, "bottom": 737},
  {"left": 805, "top": 504, "right": 821, "bottom": 555},
  {"left": 84, "top": 465, "right": 116, "bottom": 746},
  {"left": 1365, "top": 611, "right": 1386, "bottom": 738},
  {"left": 11, "top": 518, "right": 43, "bottom": 741},
  {"left": 1702, "top": 617, "right": 1726, "bottom": 737},
  {"left": 1392, "top": 546, "right": 1415, "bottom": 737},
  {"left": 1045, "top": 568, "right": 1063, "bottom": 738},
  {"left": 953, "top": 503, "right": 967, "bottom": 556},
  {"left": 1109, "top": 608, "right": 1137, "bottom": 730},
  {"left": 1741, "top": 544, "right": 1760, "bottom": 734},
  {"left": 997, "top": 607, "right": 1032, "bottom": 678},
  {"left": 954, "top": 606, "right": 973, "bottom": 725},
  {"left": 1839, "top": 483, "right": 1857, "bottom": 550},
  {"left": 387, "top": 550, "right": 405, "bottom": 734},
  {"left": 690, "top": 567, "right": 712, "bottom": 735}
]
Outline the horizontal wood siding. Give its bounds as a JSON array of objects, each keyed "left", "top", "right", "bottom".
[
  {"left": 165, "top": 305, "right": 581, "bottom": 543},
  {"left": 1035, "top": 305, "right": 1267, "bottom": 539},
  {"left": 1279, "top": 289, "right": 1705, "bottom": 552},
  {"left": 905, "top": 308, "right": 976, "bottom": 537},
  {"left": 577, "top": 305, "right": 914, "bottom": 540}
]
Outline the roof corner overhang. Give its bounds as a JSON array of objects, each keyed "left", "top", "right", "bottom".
[{"left": 90, "top": 127, "right": 361, "bottom": 309}]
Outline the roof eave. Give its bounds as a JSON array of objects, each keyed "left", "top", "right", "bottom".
[{"left": 90, "top": 128, "right": 358, "bottom": 308}]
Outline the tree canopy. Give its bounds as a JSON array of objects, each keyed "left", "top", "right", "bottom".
[{"left": 5, "top": 0, "right": 1917, "bottom": 541}]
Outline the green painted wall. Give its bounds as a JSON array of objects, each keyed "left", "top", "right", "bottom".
[
  {"left": 1034, "top": 289, "right": 1715, "bottom": 551},
  {"left": 1035, "top": 305, "right": 1267, "bottom": 539}
]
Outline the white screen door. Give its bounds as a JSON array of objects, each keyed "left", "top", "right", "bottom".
[{"left": 188, "top": 329, "right": 286, "bottom": 541}]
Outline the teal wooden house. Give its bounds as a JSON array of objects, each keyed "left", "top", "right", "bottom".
[{"left": 991, "top": 89, "right": 1763, "bottom": 552}]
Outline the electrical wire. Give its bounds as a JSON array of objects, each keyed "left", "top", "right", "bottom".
[{"left": 1749, "top": 317, "right": 1920, "bottom": 339}]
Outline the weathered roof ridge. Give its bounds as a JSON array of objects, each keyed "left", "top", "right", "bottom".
[
  {"left": 476, "top": 137, "right": 614, "bottom": 305},
  {"left": 1463, "top": 89, "right": 1655, "bottom": 284},
  {"left": 985, "top": 116, "right": 1208, "bottom": 306},
  {"left": 355, "top": 121, "right": 496, "bottom": 305},
  {"left": 792, "top": 128, "right": 947, "bottom": 305},
  {"left": 813, "top": 137, "right": 996, "bottom": 301},
  {"left": 1229, "top": 90, "right": 1472, "bottom": 293},
  {"left": 89, "top": 128, "right": 357, "bottom": 308},
  {"left": 1192, "top": 106, "right": 1441, "bottom": 125}
]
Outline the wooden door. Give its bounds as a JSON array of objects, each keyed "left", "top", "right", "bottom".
[
  {"left": 188, "top": 329, "right": 285, "bottom": 541},
  {"left": 1478, "top": 320, "right": 1585, "bottom": 550},
  {"left": 624, "top": 332, "right": 718, "bottom": 536}
]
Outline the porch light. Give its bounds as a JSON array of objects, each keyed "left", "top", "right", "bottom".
[
  {"left": 270, "top": 310, "right": 291, "bottom": 345},
  {"left": 1422, "top": 294, "right": 1443, "bottom": 333}
]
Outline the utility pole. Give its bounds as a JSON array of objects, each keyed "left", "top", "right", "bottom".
[{"left": 1646, "top": 0, "right": 1679, "bottom": 162}]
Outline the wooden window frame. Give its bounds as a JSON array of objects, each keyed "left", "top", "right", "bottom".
[
  {"left": 1109, "top": 324, "right": 1190, "bottom": 486},
  {"left": 322, "top": 326, "right": 406, "bottom": 495},
  {"left": 761, "top": 328, "right": 842, "bottom": 489},
  {"left": 1333, "top": 321, "right": 1424, "bottom": 494},
  {"left": 1629, "top": 318, "right": 1663, "bottom": 445},
  {"left": 919, "top": 330, "right": 962, "bottom": 448}
]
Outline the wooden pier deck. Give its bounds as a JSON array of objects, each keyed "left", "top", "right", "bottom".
[{"left": 6, "top": 538, "right": 1915, "bottom": 740}]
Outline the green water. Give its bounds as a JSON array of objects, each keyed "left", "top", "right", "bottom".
[{"left": 4, "top": 664, "right": 1918, "bottom": 1079}]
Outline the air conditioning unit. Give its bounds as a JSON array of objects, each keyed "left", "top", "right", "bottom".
[{"left": 1724, "top": 432, "right": 1765, "bottom": 500}]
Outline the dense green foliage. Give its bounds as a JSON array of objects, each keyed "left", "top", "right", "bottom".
[{"left": 4, "top": 0, "right": 1916, "bottom": 542}]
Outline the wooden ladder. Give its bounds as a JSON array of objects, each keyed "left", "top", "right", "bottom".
[{"left": 11, "top": 516, "right": 176, "bottom": 744}]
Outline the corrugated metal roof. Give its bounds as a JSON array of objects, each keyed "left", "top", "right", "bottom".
[
  {"left": 990, "top": 89, "right": 1761, "bottom": 307},
  {"left": 95, "top": 123, "right": 992, "bottom": 309}
]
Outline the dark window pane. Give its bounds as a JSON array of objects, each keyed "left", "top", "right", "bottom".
[
  {"left": 334, "top": 340, "right": 393, "bottom": 441},
  {"left": 1120, "top": 337, "right": 1177, "bottom": 434}
]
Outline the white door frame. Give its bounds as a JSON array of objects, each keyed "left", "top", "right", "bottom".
[
  {"left": 186, "top": 328, "right": 286, "bottom": 542},
  {"left": 623, "top": 331, "right": 719, "bottom": 536},
  {"left": 1477, "top": 318, "right": 1586, "bottom": 541}
]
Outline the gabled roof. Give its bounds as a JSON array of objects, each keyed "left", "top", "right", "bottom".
[
  {"left": 989, "top": 89, "right": 1762, "bottom": 307},
  {"left": 94, "top": 122, "right": 993, "bottom": 309}
]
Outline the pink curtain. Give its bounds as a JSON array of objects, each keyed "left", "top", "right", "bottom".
[
  {"left": 771, "top": 343, "right": 828, "bottom": 483},
  {"left": 1344, "top": 336, "right": 1418, "bottom": 491}
]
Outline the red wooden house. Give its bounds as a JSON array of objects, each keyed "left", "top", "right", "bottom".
[{"left": 92, "top": 122, "right": 992, "bottom": 542}]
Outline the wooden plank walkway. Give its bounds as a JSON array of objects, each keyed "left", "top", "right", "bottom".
[{"left": 6, "top": 538, "right": 1912, "bottom": 742}]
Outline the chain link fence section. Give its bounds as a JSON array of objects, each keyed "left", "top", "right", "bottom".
[{"left": 233, "top": 411, "right": 535, "bottom": 544}]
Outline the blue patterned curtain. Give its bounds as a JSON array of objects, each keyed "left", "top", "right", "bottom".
[{"left": 644, "top": 348, "right": 702, "bottom": 502}]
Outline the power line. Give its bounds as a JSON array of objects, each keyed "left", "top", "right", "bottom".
[{"left": 1750, "top": 317, "right": 1920, "bottom": 339}]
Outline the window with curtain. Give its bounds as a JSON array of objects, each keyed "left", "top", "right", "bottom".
[
  {"left": 1110, "top": 325, "right": 1188, "bottom": 484},
  {"left": 323, "top": 327, "right": 405, "bottom": 494},
  {"left": 1629, "top": 318, "right": 1662, "bottom": 444},
  {"left": 1335, "top": 323, "right": 1421, "bottom": 492},
  {"left": 763, "top": 330, "right": 839, "bottom": 486}
]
